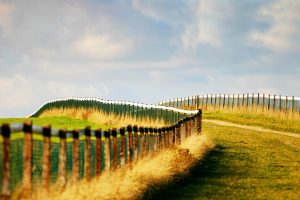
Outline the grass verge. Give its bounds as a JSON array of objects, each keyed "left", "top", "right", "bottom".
[
  {"left": 0, "top": 116, "right": 109, "bottom": 130},
  {"left": 150, "top": 121, "right": 300, "bottom": 199},
  {"left": 204, "top": 109, "right": 300, "bottom": 134}
]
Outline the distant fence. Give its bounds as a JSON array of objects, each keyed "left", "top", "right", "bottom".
[
  {"left": 0, "top": 109, "right": 202, "bottom": 199},
  {"left": 158, "top": 93, "right": 300, "bottom": 114},
  {"left": 31, "top": 97, "right": 198, "bottom": 124}
]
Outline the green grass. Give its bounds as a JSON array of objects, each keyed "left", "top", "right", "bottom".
[
  {"left": 145, "top": 122, "right": 300, "bottom": 199},
  {"left": 204, "top": 110, "right": 300, "bottom": 134},
  {"left": 0, "top": 116, "right": 109, "bottom": 130}
]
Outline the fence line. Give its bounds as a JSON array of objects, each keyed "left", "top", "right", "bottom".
[
  {"left": 31, "top": 98, "right": 199, "bottom": 125},
  {"left": 0, "top": 110, "right": 202, "bottom": 199},
  {"left": 158, "top": 93, "right": 300, "bottom": 114}
]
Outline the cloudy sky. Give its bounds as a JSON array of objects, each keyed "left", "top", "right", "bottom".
[{"left": 0, "top": 0, "right": 300, "bottom": 117}]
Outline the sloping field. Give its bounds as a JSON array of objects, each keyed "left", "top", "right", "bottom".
[{"left": 147, "top": 121, "right": 300, "bottom": 199}]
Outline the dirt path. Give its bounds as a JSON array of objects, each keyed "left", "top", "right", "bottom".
[{"left": 204, "top": 119, "right": 300, "bottom": 139}]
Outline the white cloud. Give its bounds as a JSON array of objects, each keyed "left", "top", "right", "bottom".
[
  {"left": 250, "top": 0, "right": 300, "bottom": 52},
  {"left": 72, "top": 33, "right": 134, "bottom": 59}
]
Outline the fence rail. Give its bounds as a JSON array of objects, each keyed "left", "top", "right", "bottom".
[
  {"left": 158, "top": 93, "right": 300, "bottom": 114},
  {"left": 0, "top": 109, "right": 202, "bottom": 199}
]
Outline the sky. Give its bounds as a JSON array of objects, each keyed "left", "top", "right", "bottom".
[{"left": 0, "top": 0, "right": 300, "bottom": 117}]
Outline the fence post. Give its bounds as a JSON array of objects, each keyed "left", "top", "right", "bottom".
[
  {"left": 227, "top": 94, "right": 230, "bottom": 110},
  {"left": 72, "top": 130, "right": 79, "bottom": 182},
  {"left": 279, "top": 95, "right": 282, "bottom": 111},
  {"left": 153, "top": 128, "right": 158, "bottom": 150},
  {"left": 197, "top": 110, "right": 202, "bottom": 134},
  {"left": 58, "top": 130, "right": 67, "bottom": 187},
  {"left": 149, "top": 127, "right": 154, "bottom": 152},
  {"left": 219, "top": 94, "right": 221, "bottom": 108},
  {"left": 23, "top": 121, "right": 33, "bottom": 194},
  {"left": 273, "top": 95, "right": 276, "bottom": 112},
  {"left": 104, "top": 130, "right": 111, "bottom": 171},
  {"left": 112, "top": 129, "right": 118, "bottom": 171},
  {"left": 232, "top": 94, "right": 235, "bottom": 110},
  {"left": 119, "top": 128, "right": 125, "bottom": 166},
  {"left": 262, "top": 93, "right": 265, "bottom": 111},
  {"left": 285, "top": 96, "right": 288, "bottom": 114},
  {"left": 175, "top": 122, "right": 181, "bottom": 145},
  {"left": 223, "top": 94, "right": 225, "bottom": 109},
  {"left": 42, "top": 125, "right": 51, "bottom": 190},
  {"left": 237, "top": 94, "right": 240, "bottom": 109},
  {"left": 133, "top": 125, "right": 139, "bottom": 160},
  {"left": 246, "top": 93, "right": 249, "bottom": 111},
  {"left": 1, "top": 124, "right": 11, "bottom": 199},
  {"left": 206, "top": 94, "right": 208, "bottom": 109},
  {"left": 257, "top": 93, "right": 260, "bottom": 110},
  {"left": 84, "top": 127, "right": 91, "bottom": 180},
  {"left": 292, "top": 96, "right": 295, "bottom": 113},
  {"left": 95, "top": 129, "right": 102, "bottom": 176},
  {"left": 127, "top": 125, "right": 133, "bottom": 164},
  {"left": 139, "top": 127, "right": 144, "bottom": 155},
  {"left": 144, "top": 128, "right": 149, "bottom": 154}
]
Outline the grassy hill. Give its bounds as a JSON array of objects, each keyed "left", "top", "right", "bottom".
[{"left": 145, "top": 117, "right": 300, "bottom": 199}]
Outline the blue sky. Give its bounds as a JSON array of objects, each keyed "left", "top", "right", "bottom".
[{"left": 0, "top": 0, "right": 300, "bottom": 117}]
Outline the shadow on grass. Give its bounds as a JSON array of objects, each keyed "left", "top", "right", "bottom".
[{"left": 142, "top": 144, "right": 234, "bottom": 200}]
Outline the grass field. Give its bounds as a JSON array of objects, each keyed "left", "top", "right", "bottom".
[
  {"left": 0, "top": 116, "right": 109, "bottom": 130},
  {"left": 147, "top": 121, "right": 300, "bottom": 199},
  {"left": 204, "top": 109, "right": 300, "bottom": 134}
]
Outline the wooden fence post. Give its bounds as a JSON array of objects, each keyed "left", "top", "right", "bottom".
[
  {"left": 1, "top": 124, "right": 11, "bottom": 199},
  {"left": 119, "top": 128, "right": 125, "bottom": 166},
  {"left": 232, "top": 94, "right": 235, "bottom": 110},
  {"left": 112, "top": 129, "right": 118, "bottom": 171},
  {"left": 285, "top": 96, "right": 288, "bottom": 114},
  {"left": 133, "top": 126, "right": 139, "bottom": 160},
  {"left": 267, "top": 94, "right": 271, "bottom": 111},
  {"left": 223, "top": 94, "right": 226, "bottom": 109},
  {"left": 58, "top": 130, "right": 67, "bottom": 187},
  {"left": 257, "top": 93, "right": 260, "bottom": 110},
  {"left": 127, "top": 125, "right": 133, "bottom": 164},
  {"left": 84, "top": 127, "right": 91, "bottom": 180},
  {"left": 279, "top": 95, "right": 282, "bottom": 111},
  {"left": 197, "top": 110, "right": 202, "bottom": 134},
  {"left": 219, "top": 94, "right": 221, "bottom": 109},
  {"left": 273, "top": 95, "right": 276, "bottom": 112},
  {"left": 251, "top": 93, "right": 254, "bottom": 110},
  {"left": 262, "top": 93, "right": 265, "bottom": 111},
  {"left": 175, "top": 122, "right": 181, "bottom": 145},
  {"left": 23, "top": 121, "right": 33, "bottom": 193},
  {"left": 237, "top": 94, "right": 240, "bottom": 109},
  {"left": 95, "top": 129, "right": 102, "bottom": 176},
  {"left": 292, "top": 96, "right": 295, "bottom": 113},
  {"left": 104, "top": 130, "right": 111, "bottom": 171},
  {"left": 42, "top": 125, "right": 51, "bottom": 190},
  {"left": 72, "top": 130, "right": 79, "bottom": 182},
  {"left": 246, "top": 93, "right": 249, "bottom": 111},
  {"left": 139, "top": 127, "right": 144, "bottom": 155}
]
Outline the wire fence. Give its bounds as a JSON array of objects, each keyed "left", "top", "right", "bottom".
[
  {"left": 158, "top": 93, "right": 300, "bottom": 114},
  {"left": 31, "top": 97, "right": 198, "bottom": 124},
  {"left": 0, "top": 107, "right": 202, "bottom": 199}
]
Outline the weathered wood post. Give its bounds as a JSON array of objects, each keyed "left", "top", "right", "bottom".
[
  {"left": 144, "top": 128, "right": 149, "bottom": 154},
  {"left": 58, "top": 130, "right": 67, "bottom": 187},
  {"left": 197, "top": 110, "right": 202, "bottom": 134},
  {"left": 95, "top": 129, "right": 102, "bottom": 176},
  {"left": 23, "top": 121, "right": 33, "bottom": 193},
  {"left": 232, "top": 94, "right": 235, "bottom": 110},
  {"left": 237, "top": 94, "right": 240, "bottom": 109},
  {"left": 223, "top": 94, "right": 226, "bottom": 109},
  {"left": 262, "top": 93, "right": 265, "bottom": 111},
  {"left": 175, "top": 121, "right": 181, "bottom": 145},
  {"left": 84, "top": 127, "right": 91, "bottom": 180},
  {"left": 133, "top": 125, "right": 139, "bottom": 160},
  {"left": 246, "top": 93, "right": 249, "bottom": 111},
  {"left": 267, "top": 94, "right": 271, "bottom": 111},
  {"left": 149, "top": 127, "right": 154, "bottom": 152},
  {"left": 72, "top": 130, "right": 80, "bottom": 182},
  {"left": 285, "top": 96, "right": 288, "bottom": 115},
  {"left": 104, "top": 130, "right": 111, "bottom": 171},
  {"left": 273, "top": 95, "right": 276, "bottom": 112},
  {"left": 112, "top": 129, "right": 118, "bottom": 171},
  {"left": 292, "top": 96, "right": 295, "bottom": 113},
  {"left": 119, "top": 128, "right": 126, "bottom": 166},
  {"left": 127, "top": 125, "right": 133, "bottom": 164},
  {"left": 279, "top": 95, "right": 282, "bottom": 111},
  {"left": 42, "top": 125, "right": 51, "bottom": 190},
  {"left": 1, "top": 124, "right": 11, "bottom": 199},
  {"left": 153, "top": 128, "right": 158, "bottom": 150},
  {"left": 219, "top": 94, "right": 221, "bottom": 108},
  {"left": 139, "top": 127, "right": 144, "bottom": 154},
  {"left": 251, "top": 93, "right": 254, "bottom": 111}
]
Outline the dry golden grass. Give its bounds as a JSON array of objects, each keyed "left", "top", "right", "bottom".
[
  {"left": 39, "top": 108, "right": 166, "bottom": 128},
  {"left": 13, "top": 134, "right": 213, "bottom": 200}
]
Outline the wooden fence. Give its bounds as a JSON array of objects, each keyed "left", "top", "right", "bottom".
[
  {"left": 158, "top": 93, "right": 300, "bottom": 114},
  {"left": 0, "top": 110, "right": 202, "bottom": 199}
]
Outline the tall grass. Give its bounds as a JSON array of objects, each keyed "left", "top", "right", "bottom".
[
  {"left": 39, "top": 108, "right": 166, "bottom": 128},
  {"left": 13, "top": 134, "right": 214, "bottom": 200}
]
